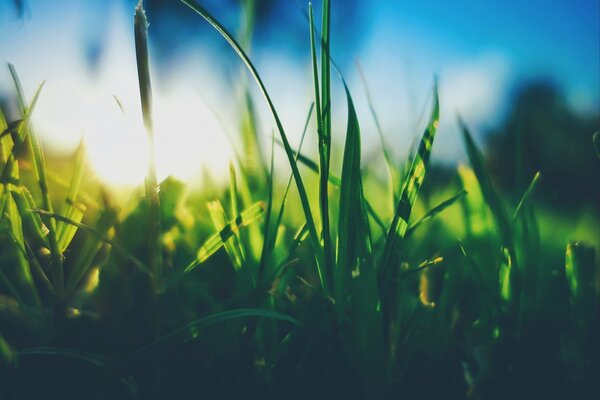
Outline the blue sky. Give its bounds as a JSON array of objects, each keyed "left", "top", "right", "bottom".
[{"left": 0, "top": 0, "right": 598, "bottom": 184}]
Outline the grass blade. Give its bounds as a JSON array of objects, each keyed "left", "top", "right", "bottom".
[
  {"left": 335, "top": 80, "right": 366, "bottom": 309},
  {"left": 135, "top": 1, "right": 163, "bottom": 282},
  {"left": 131, "top": 308, "right": 300, "bottom": 356},
  {"left": 181, "top": 0, "right": 327, "bottom": 290},
  {"left": 357, "top": 61, "right": 397, "bottom": 208},
  {"left": 309, "top": 3, "right": 333, "bottom": 284},
  {"left": 186, "top": 201, "right": 266, "bottom": 272},
  {"left": 593, "top": 131, "right": 599, "bottom": 160},
  {"left": 405, "top": 190, "right": 467, "bottom": 237},
  {"left": 8, "top": 65, "right": 64, "bottom": 295},
  {"left": 512, "top": 171, "right": 541, "bottom": 221},
  {"left": 378, "top": 81, "right": 440, "bottom": 294},
  {"left": 56, "top": 141, "right": 87, "bottom": 252}
]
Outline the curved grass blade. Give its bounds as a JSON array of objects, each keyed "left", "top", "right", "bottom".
[
  {"left": 186, "top": 201, "right": 266, "bottom": 272},
  {"left": 458, "top": 118, "right": 512, "bottom": 242},
  {"left": 135, "top": 1, "right": 163, "bottom": 282},
  {"left": 181, "top": 0, "right": 327, "bottom": 291},
  {"left": 405, "top": 190, "right": 467, "bottom": 237},
  {"left": 17, "top": 347, "right": 137, "bottom": 396},
  {"left": 131, "top": 308, "right": 301, "bottom": 355},
  {"left": 512, "top": 171, "right": 540, "bottom": 221},
  {"left": 378, "top": 82, "right": 440, "bottom": 294}
]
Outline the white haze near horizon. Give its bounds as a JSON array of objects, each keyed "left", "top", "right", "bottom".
[{"left": 0, "top": 1, "right": 594, "bottom": 187}]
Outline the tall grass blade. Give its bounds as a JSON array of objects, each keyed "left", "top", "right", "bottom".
[
  {"left": 378, "top": 82, "right": 440, "bottom": 294},
  {"left": 593, "top": 131, "right": 599, "bottom": 160},
  {"left": 357, "top": 61, "right": 397, "bottom": 207},
  {"left": 135, "top": 0, "right": 163, "bottom": 282},
  {"left": 181, "top": 0, "right": 327, "bottom": 290},
  {"left": 309, "top": 3, "right": 333, "bottom": 281},
  {"left": 56, "top": 141, "right": 87, "bottom": 252},
  {"left": 459, "top": 118, "right": 520, "bottom": 312},
  {"left": 8, "top": 66, "right": 64, "bottom": 295},
  {"left": 335, "top": 81, "right": 365, "bottom": 309}
]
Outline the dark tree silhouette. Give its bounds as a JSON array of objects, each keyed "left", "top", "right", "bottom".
[{"left": 485, "top": 80, "right": 600, "bottom": 210}]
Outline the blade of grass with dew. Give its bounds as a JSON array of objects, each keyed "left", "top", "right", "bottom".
[
  {"left": 405, "top": 190, "right": 468, "bottom": 238},
  {"left": 181, "top": 0, "right": 327, "bottom": 291},
  {"left": 135, "top": 1, "right": 162, "bottom": 282},
  {"left": 56, "top": 141, "right": 87, "bottom": 252},
  {"left": 309, "top": 3, "right": 333, "bottom": 280},
  {"left": 378, "top": 82, "right": 440, "bottom": 295},
  {"left": 8, "top": 65, "right": 64, "bottom": 295},
  {"left": 186, "top": 201, "right": 266, "bottom": 272}
]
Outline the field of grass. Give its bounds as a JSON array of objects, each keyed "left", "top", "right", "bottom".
[{"left": 0, "top": 1, "right": 598, "bottom": 399}]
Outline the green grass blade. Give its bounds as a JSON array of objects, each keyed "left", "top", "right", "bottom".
[
  {"left": 320, "top": 0, "right": 331, "bottom": 164},
  {"left": 208, "top": 200, "right": 245, "bottom": 271},
  {"left": 459, "top": 118, "right": 520, "bottom": 312},
  {"left": 56, "top": 141, "right": 87, "bottom": 252},
  {"left": 309, "top": 3, "right": 333, "bottom": 282},
  {"left": 135, "top": 1, "right": 163, "bottom": 283},
  {"left": 406, "top": 190, "right": 467, "bottom": 237},
  {"left": 459, "top": 118, "right": 512, "bottom": 241},
  {"left": 593, "top": 131, "right": 599, "bottom": 160},
  {"left": 181, "top": 0, "right": 327, "bottom": 290},
  {"left": 8, "top": 66, "right": 64, "bottom": 295},
  {"left": 565, "top": 241, "right": 596, "bottom": 313},
  {"left": 186, "top": 201, "right": 266, "bottom": 272},
  {"left": 276, "top": 140, "right": 388, "bottom": 235},
  {"left": 378, "top": 82, "right": 440, "bottom": 293},
  {"left": 335, "top": 80, "right": 365, "bottom": 309},
  {"left": 357, "top": 61, "right": 397, "bottom": 207},
  {"left": 512, "top": 171, "right": 541, "bottom": 221}
]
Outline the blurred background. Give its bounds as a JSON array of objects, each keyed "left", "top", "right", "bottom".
[{"left": 0, "top": 0, "right": 598, "bottom": 207}]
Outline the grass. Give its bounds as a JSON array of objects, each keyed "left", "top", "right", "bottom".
[{"left": 0, "top": 1, "right": 598, "bottom": 399}]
